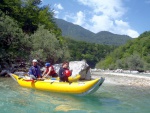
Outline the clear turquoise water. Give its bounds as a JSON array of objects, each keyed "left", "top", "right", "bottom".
[{"left": 0, "top": 77, "right": 150, "bottom": 113}]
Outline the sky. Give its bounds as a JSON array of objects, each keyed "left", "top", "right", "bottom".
[{"left": 41, "top": 0, "right": 150, "bottom": 38}]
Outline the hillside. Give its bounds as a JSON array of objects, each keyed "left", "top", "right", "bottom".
[
  {"left": 96, "top": 31, "right": 150, "bottom": 71},
  {"left": 55, "top": 18, "right": 132, "bottom": 46}
]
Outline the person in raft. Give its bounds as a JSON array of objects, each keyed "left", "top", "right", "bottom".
[
  {"left": 28, "top": 59, "right": 41, "bottom": 80},
  {"left": 42, "top": 63, "right": 58, "bottom": 78},
  {"left": 59, "top": 61, "right": 72, "bottom": 82}
]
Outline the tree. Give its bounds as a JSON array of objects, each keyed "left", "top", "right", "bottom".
[
  {"left": 0, "top": 10, "right": 28, "bottom": 63},
  {"left": 126, "top": 54, "right": 145, "bottom": 71},
  {"left": 38, "top": 5, "right": 61, "bottom": 36},
  {"left": 0, "top": 0, "right": 61, "bottom": 35},
  {"left": 65, "top": 38, "right": 116, "bottom": 67},
  {"left": 30, "top": 25, "right": 70, "bottom": 63}
]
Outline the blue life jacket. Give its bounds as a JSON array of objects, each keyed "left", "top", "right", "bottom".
[{"left": 29, "top": 65, "right": 41, "bottom": 77}]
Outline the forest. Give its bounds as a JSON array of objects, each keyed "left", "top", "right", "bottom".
[
  {"left": 0, "top": 0, "right": 115, "bottom": 69},
  {"left": 0, "top": 0, "right": 149, "bottom": 71},
  {"left": 96, "top": 31, "right": 150, "bottom": 71}
]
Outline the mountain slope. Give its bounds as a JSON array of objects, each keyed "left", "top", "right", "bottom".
[
  {"left": 55, "top": 18, "right": 95, "bottom": 41},
  {"left": 93, "top": 31, "right": 132, "bottom": 45},
  {"left": 55, "top": 18, "right": 132, "bottom": 46},
  {"left": 96, "top": 31, "right": 150, "bottom": 70}
]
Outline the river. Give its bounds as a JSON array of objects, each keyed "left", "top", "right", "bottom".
[{"left": 0, "top": 75, "right": 150, "bottom": 113}]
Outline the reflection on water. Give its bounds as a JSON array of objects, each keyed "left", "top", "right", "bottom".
[{"left": 0, "top": 78, "right": 150, "bottom": 113}]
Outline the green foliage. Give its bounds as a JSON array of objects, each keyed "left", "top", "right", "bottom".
[
  {"left": 66, "top": 38, "right": 116, "bottom": 67},
  {"left": 138, "top": 31, "right": 150, "bottom": 38},
  {"left": 0, "top": 11, "right": 27, "bottom": 62},
  {"left": 30, "top": 25, "right": 70, "bottom": 63},
  {"left": 97, "top": 31, "right": 150, "bottom": 71},
  {"left": 125, "top": 54, "right": 145, "bottom": 71},
  {"left": 0, "top": 0, "right": 61, "bottom": 35},
  {"left": 0, "top": 0, "right": 66, "bottom": 64},
  {"left": 38, "top": 6, "right": 61, "bottom": 36}
]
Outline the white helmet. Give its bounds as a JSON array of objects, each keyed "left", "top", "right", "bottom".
[{"left": 32, "top": 59, "right": 38, "bottom": 62}]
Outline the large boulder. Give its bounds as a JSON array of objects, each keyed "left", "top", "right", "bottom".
[{"left": 53, "top": 60, "right": 91, "bottom": 80}]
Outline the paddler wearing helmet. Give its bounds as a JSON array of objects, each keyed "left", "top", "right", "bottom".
[
  {"left": 59, "top": 61, "right": 72, "bottom": 82},
  {"left": 42, "top": 62, "right": 58, "bottom": 78},
  {"left": 28, "top": 59, "right": 41, "bottom": 80}
]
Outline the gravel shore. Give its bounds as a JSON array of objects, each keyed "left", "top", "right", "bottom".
[{"left": 91, "top": 71, "right": 150, "bottom": 87}]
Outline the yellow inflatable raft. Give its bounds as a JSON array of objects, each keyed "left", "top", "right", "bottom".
[{"left": 9, "top": 73, "right": 105, "bottom": 96}]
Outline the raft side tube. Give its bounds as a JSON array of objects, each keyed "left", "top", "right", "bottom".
[{"left": 77, "top": 77, "right": 105, "bottom": 96}]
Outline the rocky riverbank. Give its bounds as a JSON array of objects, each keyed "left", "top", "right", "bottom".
[{"left": 92, "top": 71, "right": 150, "bottom": 87}]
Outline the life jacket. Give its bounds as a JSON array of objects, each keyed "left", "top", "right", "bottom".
[
  {"left": 64, "top": 69, "right": 71, "bottom": 77},
  {"left": 45, "top": 65, "right": 56, "bottom": 76},
  {"left": 30, "top": 66, "right": 41, "bottom": 77}
]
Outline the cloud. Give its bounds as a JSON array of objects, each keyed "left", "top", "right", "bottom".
[
  {"left": 78, "top": 0, "right": 125, "bottom": 19},
  {"left": 54, "top": 3, "right": 64, "bottom": 10},
  {"left": 73, "top": 11, "right": 85, "bottom": 26},
  {"left": 89, "top": 15, "right": 114, "bottom": 32},
  {"left": 126, "top": 29, "right": 139, "bottom": 38},
  {"left": 63, "top": 13, "right": 75, "bottom": 21},
  {"left": 53, "top": 3, "right": 64, "bottom": 18},
  {"left": 114, "top": 20, "right": 139, "bottom": 38},
  {"left": 53, "top": 10, "right": 59, "bottom": 18},
  {"left": 52, "top": 0, "right": 139, "bottom": 38},
  {"left": 86, "top": 14, "right": 139, "bottom": 38},
  {"left": 74, "top": 0, "right": 139, "bottom": 38},
  {"left": 63, "top": 11, "right": 86, "bottom": 26}
]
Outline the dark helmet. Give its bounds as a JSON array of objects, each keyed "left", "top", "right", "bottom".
[
  {"left": 45, "top": 63, "right": 50, "bottom": 67},
  {"left": 64, "top": 70, "right": 71, "bottom": 77}
]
